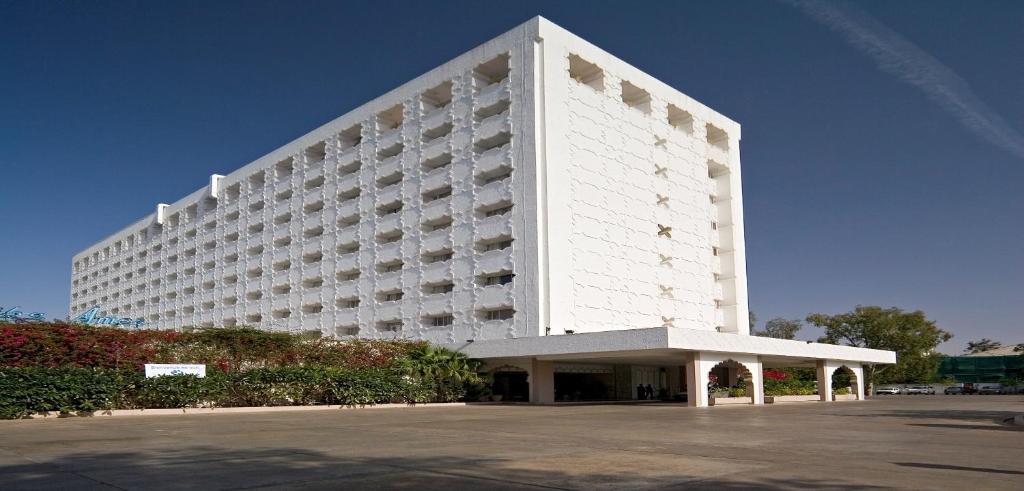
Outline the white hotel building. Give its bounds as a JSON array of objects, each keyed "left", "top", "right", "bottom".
[{"left": 70, "top": 17, "right": 893, "bottom": 406}]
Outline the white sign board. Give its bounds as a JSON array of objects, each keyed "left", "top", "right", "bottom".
[{"left": 144, "top": 364, "right": 207, "bottom": 378}]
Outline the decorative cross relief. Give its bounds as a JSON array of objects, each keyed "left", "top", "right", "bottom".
[
  {"left": 654, "top": 135, "right": 667, "bottom": 147},
  {"left": 654, "top": 165, "right": 668, "bottom": 178},
  {"left": 659, "top": 254, "right": 672, "bottom": 266},
  {"left": 657, "top": 224, "right": 672, "bottom": 238},
  {"left": 656, "top": 194, "right": 669, "bottom": 206},
  {"left": 662, "top": 316, "right": 675, "bottom": 328},
  {"left": 659, "top": 285, "right": 674, "bottom": 298}
]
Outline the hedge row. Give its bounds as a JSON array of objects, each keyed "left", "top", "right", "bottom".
[
  {"left": 0, "top": 366, "right": 451, "bottom": 419},
  {"left": 0, "top": 323, "right": 422, "bottom": 371}
]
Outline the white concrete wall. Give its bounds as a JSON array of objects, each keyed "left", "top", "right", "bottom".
[
  {"left": 70, "top": 17, "right": 751, "bottom": 343},
  {"left": 534, "top": 19, "right": 748, "bottom": 335},
  {"left": 70, "top": 20, "right": 544, "bottom": 344}
]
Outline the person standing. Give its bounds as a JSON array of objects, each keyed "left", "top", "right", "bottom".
[
  {"left": 637, "top": 384, "right": 646, "bottom": 400},
  {"left": 645, "top": 384, "right": 655, "bottom": 400}
]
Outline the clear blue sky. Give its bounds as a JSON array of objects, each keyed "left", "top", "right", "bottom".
[{"left": 1, "top": 1, "right": 1021, "bottom": 353}]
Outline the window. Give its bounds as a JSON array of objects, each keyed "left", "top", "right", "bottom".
[
  {"left": 337, "top": 325, "right": 360, "bottom": 336},
  {"left": 421, "top": 81, "right": 453, "bottom": 112},
  {"left": 426, "top": 251, "right": 452, "bottom": 263},
  {"left": 474, "top": 53, "right": 510, "bottom": 89},
  {"left": 480, "top": 238, "right": 513, "bottom": 252},
  {"left": 338, "top": 124, "right": 362, "bottom": 150},
  {"left": 377, "top": 230, "right": 402, "bottom": 244},
  {"left": 667, "top": 104, "right": 693, "bottom": 133},
  {"left": 248, "top": 245, "right": 264, "bottom": 256},
  {"left": 248, "top": 172, "right": 265, "bottom": 190},
  {"left": 706, "top": 123, "right": 729, "bottom": 150},
  {"left": 337, "top": 271, "right": 360, "bottom": 281},
  {"left": 379, "top": 321, "right": 402, "bottom": 332},
  {"left": 422, "top": 122, "right": 453, "bottom": 142},
  {"left": 337, "top": 242, "right": 359, "bottom": 254},
  {"left": 274, "top": 236, "right": 292, "bottom": 247},
  {"left": 273, "top": 260, "right": 291, "bottom": 272},
  {"left": 303, "top": 251, "right": 323, "bottom": 264},
  {"left": 248, "top": 223, "right": 264, "bottom": 234},
  {"left": 474, "top": 131, "right": 511, "bottom": 154},
  {"left": 475, "top": 98, "right": 510, "bottom": 121},
  {"left": 422, "top": 152, "right": 452, "bottom": 172},
  {"left": 304, "top": 200, "right": 324, "bottom": 214},
  {"left": 483, "top": 272, "right": 514, "bottom": 286},
  {"left": 275, "top": 158, "right": 293, "bottom": 180},
  {"left": 382, "top": 291, "right": 403, "bottom": 302},
  {"left": 484, "top": 204, "right": 513, "bottom": 217},
  {"left": 338, "top": 159, "right": 362, "bottom": 176},
  {"left": 338, "top": 188, "right": 360, "bottom": 202},
  {"left": 423, "top": 186, "right": 451, "bottom": 203},
  {"left": 377, "top": 171, "right": 403, "bottom": 188},
  {"left": 246, "top": 290, "right": 263, "bottom": 301},
  {"left": 377, "top": 203, "right": 402, "bottom": 216},
  {"left": 621, "top": 81, "right": 651, "bottom": 113},
  {"left": 276, "top": 189, "right": 293, "bottom": 201},
  {"left": 303, "top": 226, "right": 324, "bottom": 239},
  {"left": 304, "top": 141, "right": 326, "bottom": 164},
  {"left": 272, "top": 284, "right": 291, "bottom": 294},
  {"left": 337, "top": 297, "right": 360, "bottom": 309},
  {"left": 565, "top": 54, "right": 602, "bottom": 90},
  {"left": 485, "top": 309, "right": 514, "bottom": 321},
  {"left": 430, "top": 315, "right": 453, "bottom": 327},
  {"left": 377, "top": 104, "right": 404, "bottom": 131},
  {"left": 246, "top": 313, "right": 262, "bottom": 323},
  {"left": 378, "top": 261, "right": 403, "bottom": 273},
  {"left": 301, "top": 303, "right": 323, "bottom": 314},
  {"left": 427, "top": 282, "right": 454, "bottom": 294},
  {"left": 304, "top": 176, "right": 325, "bottom": 190}
]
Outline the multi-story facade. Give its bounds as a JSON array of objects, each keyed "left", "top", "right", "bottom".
[{"left": 70, "top": 17, "right": 894, "bottom": 406}]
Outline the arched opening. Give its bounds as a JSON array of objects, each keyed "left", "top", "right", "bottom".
[
  {"left": 490, "top": 365, "right": 528, "bottom": 402},
  {"left": 831, "top": 365, "right": 860, "bottom": 401},
  {"left": 708, "top": 359, "right": 755, "bottom": 404}
]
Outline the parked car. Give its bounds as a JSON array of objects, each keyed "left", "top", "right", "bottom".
[
  {"left": 944, "top": 385, "right": 966, "bottom": 395},
  {"left": 875, "top": 386, "right": 901, "bottom": 395},
  {"left": 905, "top": 385, "right": 935, "bottom": 395},
  {"left": 976, "top": 384, "right": 1003, "bottom": 395}
]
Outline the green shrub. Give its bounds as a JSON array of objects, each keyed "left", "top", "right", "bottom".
[
  {"left": 763, "top": 377, "right": 818, "bottom": 396},
  {"left": 0, "top": 367, "right": 127, "bottom": 418},
  {"left": 727, "top": 386, "right": 748, "bottom": 398}
]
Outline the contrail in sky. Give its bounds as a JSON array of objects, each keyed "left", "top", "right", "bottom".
[{"left": 783, "top": 0, "right": 1024, "bottom": 160}]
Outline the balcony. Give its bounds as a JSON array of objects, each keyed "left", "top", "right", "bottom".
[
  {"left": 706, "top": 143, "right": 730, "bottom": 167},
  {"left": 301, "top": 236, "right": 324, "bottom": 256},
  {"left": 377, "top": 183, "right": 403, "bottom": 207},
  {"left": 421, "top": 229, "right": 452, "bottom": 253},
  {"left": 337, "top": 200, "right": 360, "bottom": 221},
  {"left": 377, "top": 242, "right": 402, "bottom": 264},
  {"left": 376, "top": 213, "right": 402, "bottom": 236},
  {"left": 420, "top": 136, "right": 450, "bottom": 161},
  {"left": 335, "top": 281, "right": 359, "bottom": 299},
  {"left": 475, "top": 78, "right": 510, "bottom": 109},
  {"left": 476, "top": 249, "right": 514, "bottom": 274},
  {"left": 420, "top": 294, "right": 452, "bottom": 316},
  {"left": 421, "top": 105, "right": 452, "bottom": 132},
  {"left": 337, "top": 146, "right": 360, "bottom": 168},
  {"left": 421, "top": 167, "right": 451, "bottom": 192},
  {"left": 301, "top": 263, "right": 322, "bottom": 280},
  {"left": 420, "top": 199, "right": 450, "bottom": 224},
  {"left": 375, "top": 302, "right": 402, "bottom": 322},
  {"left": 474, "top": 214, "right": 512, "bottom": 242},
  {"left": 336, "top": 227, "right": 359, "bottom": 246},
  {"left": 420, "top": 260, "right": 451, "bottom": 285},
  {"left": 245, "top": 278, "right": 263, "bottom": 294},
  {"left": 272, "top": 247, "right": 291, "bottom": 264},
  {"left": 475, "top": 179, "right": 513, "bottom": 209},
  {"left": 378, "top": 127, "right": 403, "bottom": 150},
  {"left": 475, "top": 110, "right": 511, "bottom": 141},
  {"left": 375, "top": 271, "right": 402, "bottom": 292},
  {"left": 338, "top": 172, "right": 360, "bottom": 193},
  {"left": 334, "top": 309, "right": 358, "bottom": 326},
  {"left": 475, "top": 143, "right": 511, "bottom": 177},
  {"left": 476, "top": 283, "right": 514, "bottom": 310},
  {"left": 377, "top": 154, "right": 403, "bottom": 180},
  {"left": 336, "top": 252, "right": 359, "bottom": 273}
]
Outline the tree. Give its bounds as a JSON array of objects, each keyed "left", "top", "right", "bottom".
[
  {"left": 753, "top": 318, "right": 802, "bottom": 340},
  {"left": 807, "top": 306, "right": 952, "bottom": 392},
  {"left": 964, "top": 339, "right": 1002, "bottom": 354},
  {"left": 1015, "top": 343, "right": 1024, "bottom": 353},
  {"left": 748, "top": 311, "right": 757, "bottom": 332}
]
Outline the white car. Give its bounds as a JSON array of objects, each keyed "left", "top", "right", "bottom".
[{"left": 875, "top": 386, "right": 901, "bottom": 395}]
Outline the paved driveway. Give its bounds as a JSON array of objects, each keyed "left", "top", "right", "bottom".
[{"left": 1, "top": 396, "right": 1022, "bottom": 490}]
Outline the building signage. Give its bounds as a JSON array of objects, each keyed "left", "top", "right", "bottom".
[
  {"left": 144, "top": 364, "right": 207, "bottom": 378},
  {"left": 70, "top": 306, "right": 145, "bottom": 328},
  {"left": 0, "top": 306, "right": 47, "bottom": 323}
]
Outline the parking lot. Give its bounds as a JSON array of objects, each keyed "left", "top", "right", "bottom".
[{"left": 1, "top": 395, "right": 1022, "bottom": 490}]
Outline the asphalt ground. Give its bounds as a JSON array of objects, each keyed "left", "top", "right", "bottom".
[{"left": 1, "top": 395, "right": 1022, "bottom": 490}]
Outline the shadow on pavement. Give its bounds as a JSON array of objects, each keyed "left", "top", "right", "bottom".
[
  {"left": 894, "top": 462, "right": 1024, "bottom": 476},
  {"left": 0, "top": 446, "right": 890, "bottom": 491}
]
